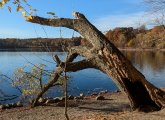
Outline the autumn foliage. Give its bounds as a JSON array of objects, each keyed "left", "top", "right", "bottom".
[{"left": 105, "top": 25, "right": 165, "bottom": 49}]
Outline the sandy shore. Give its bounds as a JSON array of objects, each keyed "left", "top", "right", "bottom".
[{"left": 1, "top": 90, "right": 165, "bottom": 120}]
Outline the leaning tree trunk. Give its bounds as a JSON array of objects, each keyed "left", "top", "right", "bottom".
[{"left": 26, "top": 12, "right": 165, "bottom": 111}]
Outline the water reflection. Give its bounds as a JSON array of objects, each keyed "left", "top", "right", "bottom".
[
  {"left": 122, "top": 50, "right": 165, "bottom": 87},
  {"left": 122, "top": 50, "right": 165, "bottom": 73}
]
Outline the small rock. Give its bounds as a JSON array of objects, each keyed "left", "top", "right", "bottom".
[
  {"left": 5, "top": 104, "right": 10, "bottom": 109},
  {"left": 99, "top": 90, "right": 108, "bottom": 94},
  {"left": 75, "top": 96, "right": 84, "bottom": 100},
  {"left": 115, "top": 90, "right": 121, "bottom": 93},
  {"left": 59, "top": 97, "right": 65, "bottom": 101},
  {"left": 38, "top": 98, "right": 43, "bottom": 103},
  {"left": 8, "top": 104, "right": 14, "bottom": 108},
  {"left": 74, "top": 96, "right": 81, "bottom": 100},
  {"left": 0, "top": 105, "right": 5, "bottom": 109},
  {"left": 16, "top": 101, "right": 23, "bottom": 107},
  {"left": 10, "top": 103, "right": 17, "bottom": 108},
  {"left": 53, "top": 97, "right": 61, "bottom": 102},
  {"left": 79, "top": 93, "right": 85, "bottom": 99},
  {"left": 96, "top": 95, "right": 105, "bottom": 100},
  {"left": 38, "top": 98, "right": 46, "bottom": 104},
  {"left": 45, "top": 99, "right": 51, "bottom": 104},
  {"left": 45, "top": 99, "right": 54, "bottom": 104},
  {"left": 91, "top": 92, "right": 98, "bottom": 96},
  {"left": 80, "top": 93, "right": 85, "bottom": 97},
  {"left": 68, "top": 95, "right": 74, "bottom": 100},
  {"left": 45, "top": 98, "right": 60, "bottom": 104},
  {"left": 46, "top": 97, "right": 52, "bottom": 100}
]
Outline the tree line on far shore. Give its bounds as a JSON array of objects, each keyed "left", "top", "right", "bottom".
[
  {"left": 0, "top": 25, "right": 164, "bottom": 51},
  {"left": 0, "top": 37, "right": 81, "bottom": 51}
]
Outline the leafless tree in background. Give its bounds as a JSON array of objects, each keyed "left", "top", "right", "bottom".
[
  {"left": 144, "top": 0, "right": 165, "bottom": 12},
  {"left": 144, "top": 0, "right": 165, "bottom": 30}
]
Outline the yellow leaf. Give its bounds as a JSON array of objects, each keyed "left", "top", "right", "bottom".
[
  {"left": 1, "top": 1, "right": 5, "bottom": 5},
  {"left": 2, "top": 0, "right": 8, "bottom": 4},
  {"left": 26, "top": 16, "right": 33, "bottom": 21},
  {"left": 0, "top": 2, "right": 3, "bottom": 8},
  {"left": 17, "top": 5, "right": 23, "bottom": 11},
  {"left": 22, "top": 11, "right": 26, "bottom": 16}
]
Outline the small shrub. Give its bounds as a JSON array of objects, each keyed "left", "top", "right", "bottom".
[{"left": 12, "top": 64, "right": 52, "bottom": 100}]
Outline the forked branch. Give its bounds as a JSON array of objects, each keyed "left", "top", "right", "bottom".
[{"left": 32, "top": 53, "right": 95, "bottom": 107}]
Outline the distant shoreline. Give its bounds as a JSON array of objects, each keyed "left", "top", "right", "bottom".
[
  {"left": 0, "top": 37, "right": 81, "bottom": 52},
  {"left": 0, "top": 48, "right": 63, "bottom": 52},
  {"left": 119, "top": 48, "right": 165, "bottom": 51}
]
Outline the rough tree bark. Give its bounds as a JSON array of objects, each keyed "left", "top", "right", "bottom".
[{"left": 26, "top": 12, "right": 165, "bottom": 112}]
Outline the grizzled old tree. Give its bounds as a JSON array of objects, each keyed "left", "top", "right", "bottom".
[{"left": 25, "top": 12, "right": 165, "bottom": 111}]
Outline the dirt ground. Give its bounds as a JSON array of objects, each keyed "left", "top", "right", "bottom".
[{"left": 0, "top": 91, "right": 165, "bottom": 120}]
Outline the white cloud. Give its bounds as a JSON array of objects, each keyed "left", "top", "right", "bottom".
[{"left": 93, "top": 12, "right": 163, "bottom": 32}]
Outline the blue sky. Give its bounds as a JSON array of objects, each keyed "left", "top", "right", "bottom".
[{"left": 0, "top": 0, "right": 153, "bottom": 38}]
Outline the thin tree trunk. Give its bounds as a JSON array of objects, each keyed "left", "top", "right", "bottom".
[{"left": 26, "top": 12, "right": 165, "bottom": 111}]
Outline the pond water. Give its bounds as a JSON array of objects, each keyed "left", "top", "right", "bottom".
[{"left": 0, "top": 51, "right": 165, "bottom": 104}]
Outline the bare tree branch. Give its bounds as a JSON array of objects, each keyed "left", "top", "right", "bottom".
[
  {"left": 31, "top": 58, "right": 94, "bottom": 107},
  {"left": 26, "top": 12, "right": 113, "bottom": 50},
  {"left": 27, "top": 16, "right": 77, "bottom": 30},
  {"left": 144, "top": 0, "right": 165, "bottom": 12}
]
